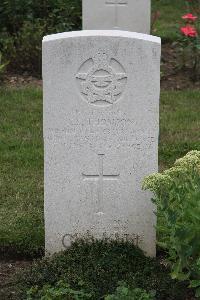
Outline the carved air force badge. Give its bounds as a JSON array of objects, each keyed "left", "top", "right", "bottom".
[{"left": 76, "top": 51, "right": 127, "bottom": 106}]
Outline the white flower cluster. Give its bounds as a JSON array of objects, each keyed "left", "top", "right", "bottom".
[
  {"left": 142, "top": 151, "right": 200, "bottom": 192},
  {"left": 175, "top": 150, "right": 200, "bottom": 170}
]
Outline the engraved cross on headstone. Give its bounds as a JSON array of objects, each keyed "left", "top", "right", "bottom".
[
  {"left": 82, "top": 154, "right": 120, "bottom": 207},
  {"left": 105, "top": 0, "right": 128, "bottom": 29}
]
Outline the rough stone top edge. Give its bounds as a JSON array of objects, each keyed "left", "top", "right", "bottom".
[{"left": 43, "top": 30, "right": 161, "bottom": 44}]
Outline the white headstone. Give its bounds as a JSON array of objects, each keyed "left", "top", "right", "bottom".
[
  {"left": 43, "top": 30, "right": 160, "bottom": 257},
  {"left": 83, "top": 0, "right": 151, "bottom": 34}
]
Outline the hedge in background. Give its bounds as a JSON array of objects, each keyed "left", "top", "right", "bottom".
[{"left": 0, "top": 0, "right": 81, "bottom": 74}]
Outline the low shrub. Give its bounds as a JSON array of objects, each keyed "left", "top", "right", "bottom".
[
  {"left": 16, "top": 239, "right": 188, "bottom": 300},
  {"left": 27, "top": 280, "right": 92, "bottom": 300},
  {"left": 0, "top": 0, "right": 82, "bottom": 35},
  {"left": 105, "top": 282, "right": 155, "bottom": 300},
  {"left": 143, "top": 151, "right": 200, "bottom": 297},
  {"left": 27, "top": 281, "right": 154, "bottom": 300},
  {"left": 0, "top": 0, "right": 82, "bottom": 75},
  {"left": 8, "top": 20, "right": 46, "bottom": 75}
]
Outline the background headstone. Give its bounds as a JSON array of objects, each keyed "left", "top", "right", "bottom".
[
  {"left": 83, "top": 0, "right": 151, "bottom": 34},
  {"left": 43, "top": 30, "right": 160, "bottom": 257}
]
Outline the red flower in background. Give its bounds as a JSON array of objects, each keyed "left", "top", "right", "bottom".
[
  {"left": 182, "top": 13, "right": 198, "bottom": 21},
  {"left": 180, "top": 25, "right": 198, "bottom": 37}
]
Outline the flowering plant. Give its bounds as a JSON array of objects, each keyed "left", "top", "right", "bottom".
[
  {"left": 182, "top": 12, "right": 198, "bottom": 21},
  {"left": 180, "top": 24, "right": 198, "bottom": 37},
  {"left": 178, "top": 1, "right": 200, "bottom": 80},
  {"left": 143, "top": 151, "right": 200, "bottom": 297}
]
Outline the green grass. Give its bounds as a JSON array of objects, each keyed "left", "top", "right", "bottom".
[
  {"left": 0, "top": 87, "right": 199, "bottom": 255},
  {"left": 0, "top": 87, "right": 43, "bottom": 256},
  {"left": 152, "top": 0, "right": 186, "bottom": 41},
  {"left": 159, "top": 90, "right": 200, "bottom": 169}
]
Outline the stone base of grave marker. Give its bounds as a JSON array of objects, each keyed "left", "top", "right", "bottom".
[{"left": 43, "top": 30, "right": 161, "bottom": 257}]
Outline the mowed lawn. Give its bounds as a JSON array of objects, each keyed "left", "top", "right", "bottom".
[
  {"left": 0, "top": 87, "right": 200, "bottom": 255},
  {"left": 0, "top": 88, "right": 43, "bottom": 256}
]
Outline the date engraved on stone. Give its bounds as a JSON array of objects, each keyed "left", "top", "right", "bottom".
[{"left": 76, "top": 51, "right": 127, "bottom": 106}]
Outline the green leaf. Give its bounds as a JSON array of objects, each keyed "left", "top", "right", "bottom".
[
  {"left": 190, "top": 280, "right": 200, "bottom": 288},
  {"left": 195, "top": 287, "right": 200, "bottom": 298}
]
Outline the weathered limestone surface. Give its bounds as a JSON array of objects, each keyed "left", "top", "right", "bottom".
[
  {"left": 43, "top": 31, "right": 161, "bottom": 257},
  {"left": 83, "top": 0, "right": 151, "bottom": 34}
]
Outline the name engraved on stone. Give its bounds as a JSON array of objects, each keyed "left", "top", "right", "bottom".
[
  {"left": 62, "top": 232, "right": 142, "bottom": 249},
  {"left": 82, "top": 154, "right": 120, "bottom": 208},
  {"left": 62, "top": 233, "right": 73, "bottom": 248},
  {"left": 105, "top": 0, "right": 128, "bottom": 28},
  {"left": 76, "top": 51, "right": 127, "bottom": 106}
]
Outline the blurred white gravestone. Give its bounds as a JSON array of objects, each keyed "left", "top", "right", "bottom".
[
  {"left": 43, "top": 30, "right": 160, "bottom": 257},
  {"left": 83, "top": 0, "right": 151, "bottom": 34}
]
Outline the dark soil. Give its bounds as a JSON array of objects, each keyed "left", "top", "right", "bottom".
[
  {"left": 0, "top": 259, "right": 32, "bottom": 300},
  {"left": 3, "top": 73, "right": 42, "bottom": 88},
  {"left": 161, "top": 43, "right": 200, "bottom": 90}
]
